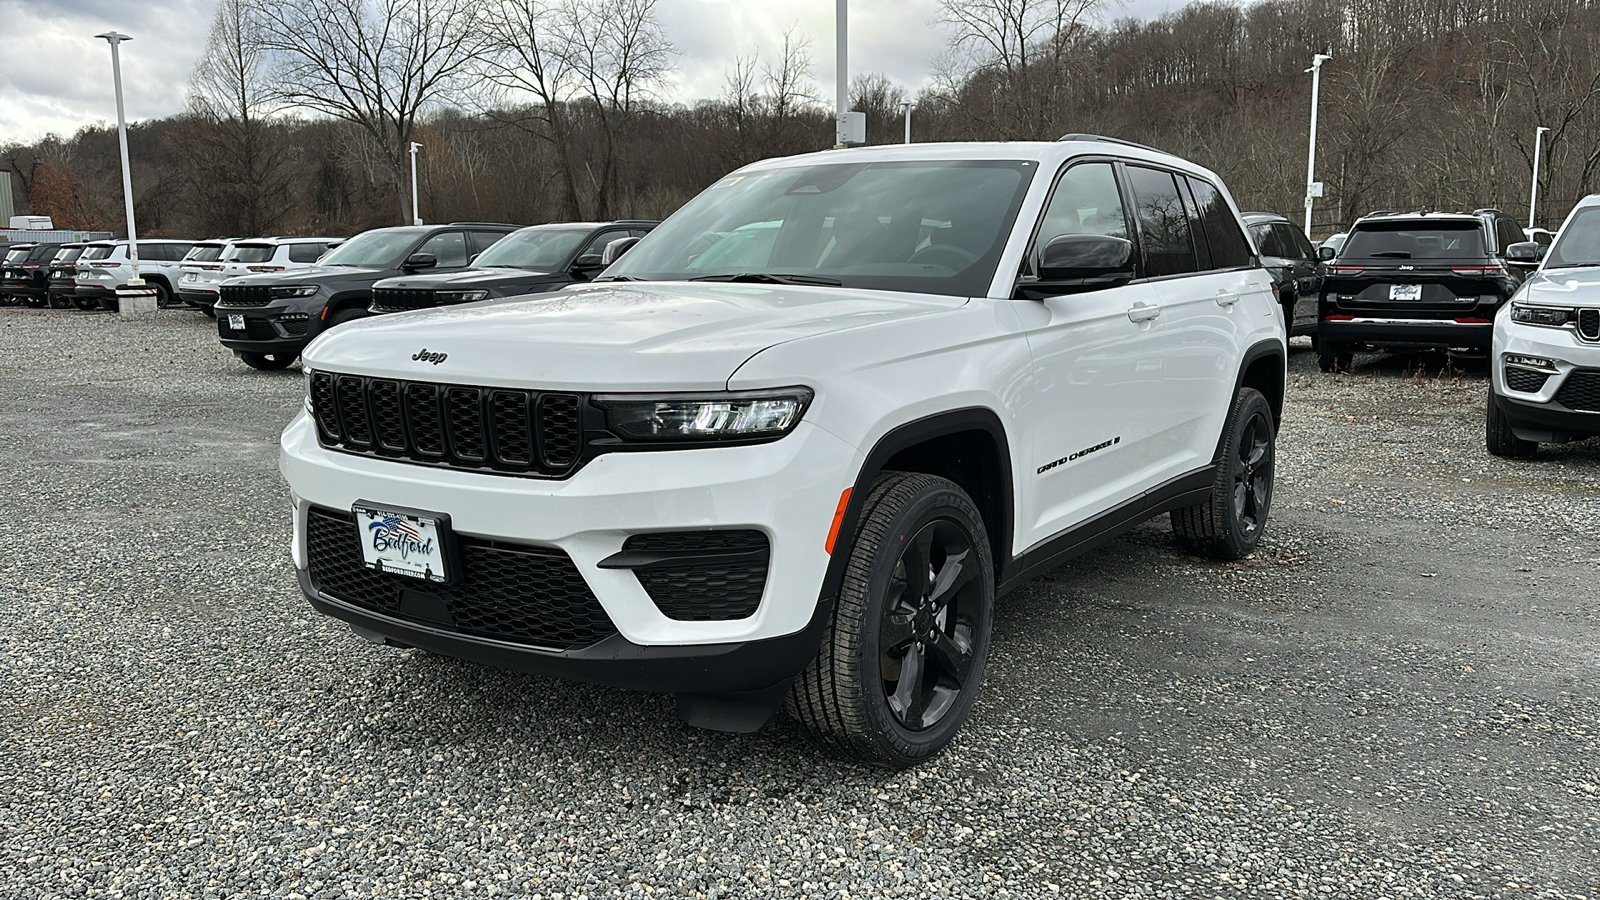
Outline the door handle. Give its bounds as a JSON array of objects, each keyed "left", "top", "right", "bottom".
[
  {"left": 1127, "top": 302, "right": 1161, "bottom": 322},
  {"left": 1215, "top": 288, "right": 1241, "bottom": 307}
]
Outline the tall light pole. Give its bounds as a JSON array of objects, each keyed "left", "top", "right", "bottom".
[
  {"left": 900, "top": 101, "right": 913, "bottom": 144},
  {"left": 95, "top": 31, "right": 141, "bottom": 286},
  {"left": 409, "top": 142, "right": 423, "bottom": 226},
  {"left": 1303, "top": 51, "right": 1332, "bottom": 237},
  {"left": 1528, "top": 126, "right": 1550, "bottom": 230},
  {"left": 835, "top": 0, "right": 848, "bottom": 148}
]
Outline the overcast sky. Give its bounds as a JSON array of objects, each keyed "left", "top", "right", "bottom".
[{"left": 0, "top": 0, "right": 1185, "bottom": 145}]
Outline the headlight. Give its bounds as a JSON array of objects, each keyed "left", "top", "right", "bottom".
[
  {"left": 594, "top": 388, "right": 814, "bottom": 442},
  {"left": 1509, "top": 303, "right": 1573, "bottom": 327},
  {"left": 436, "top": 290, "right": 490, "bottom": 304},
  {"left": 270, "top": 284, "right": 320, "bottom": 299}
]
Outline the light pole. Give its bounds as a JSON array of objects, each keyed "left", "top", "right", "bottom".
[
  {"left": 409, "top": 142, "right": 422, "bottom": 226},
  {"left": 95, "top": 31, "right": 141, "bottom": 286},
  {"left": 900, "top": 101, "right": 912, "bottom": 144},
  {"left": 1528, "top": 126, "right": 1550, "bottom": 230},
  {"left": 835, "top": 0, "right": 848, "bottom": 147},
  {"left": 1303, "top": 51, "right": 1332, "bottom": 237}
]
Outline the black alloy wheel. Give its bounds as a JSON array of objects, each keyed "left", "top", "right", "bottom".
[
  {"left": 1230, "top": 407, "right": 1273, "bottom": 542},
  {"left": 1172, "top": 387, "right": 1276, "bottom": 559},
  {"left": 877, "top": 519, "right": 982, "bottom": 732}
]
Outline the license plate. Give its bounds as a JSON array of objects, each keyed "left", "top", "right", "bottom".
[
  {"left": 353, "top": 504, "right": 450, "bottom": 582},
  {"left": 227, "top": 314, "right": 245, "bottom": 330},
  {"left": 1389, "top": 284, "right": 1422, "bottom": 301}
]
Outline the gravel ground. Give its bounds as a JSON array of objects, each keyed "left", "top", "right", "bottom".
[{"left": 1, "top": 309, "right": 1597, "bottom": 899}]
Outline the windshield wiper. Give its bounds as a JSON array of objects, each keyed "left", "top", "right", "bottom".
[
  {"left": 1369, "top": 250, "right": 1413, "bottom": 258},
  {"left": 688, "top": 272, "right": 843, "bottom": 286}
]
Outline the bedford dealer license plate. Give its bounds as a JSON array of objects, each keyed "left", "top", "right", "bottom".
[
  {"left": 353, "top": 503, "right": 450, "bottom": 582},
  {"left": 1389, "top": 284, "right": 1423, "bottom": 301}
]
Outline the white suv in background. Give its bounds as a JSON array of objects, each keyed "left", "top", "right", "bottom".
[
  {"left": 220, "top": 237, "right": 342, "bottom": 280},
  {"left": 73, "top": 239, "right": 196, "bottom": 310},
  {"left": 280, "top": 138, "right": 1286, "bottom": 767},
  {"left": 177, "top": 240, "right": 241, "bottom": 315},
  {"left": 1487, "top": 193, "right": 1600, "bottom": 456}
]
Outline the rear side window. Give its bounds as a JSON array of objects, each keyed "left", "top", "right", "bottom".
[
  {"left": 1494, "top": 218, "right": 1522, "bottom": 255},
  {"left": 1126, "top": 166, "right": 1198, "bottom": 277},
  {"left": 1277, "top": 224, "right": 1316, "bottom": 261},
  {"left": 1249, "top": 224, "right": 1283, "bottom": 258},
  {"left": 288, "top": 243, "right": 326, "bottom": 263},
  {"left": 53, "top": 248, "right": 83, "bottom": 264},
  {"left": 137, "top": 242, "right": 170, "bottom": 261},
  {"left": 232, "top": 244, "right": 276, "bottom": 263},
  {"left": 1343, "top": 222, "right": 1485, "bottom": 259},
  {"left": 470, "top": 231, "right": 510, "bottom": 255},
  {"left": 1187, "top": 178, "right": 1253, "bottom": 269},
  {"left": 81, "top": 245, "right": 115, "bottom": 261}
]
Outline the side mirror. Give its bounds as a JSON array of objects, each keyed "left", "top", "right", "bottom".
[
  {"left": 1038, "top": 234, "right": 1135, "bottom": 282},
  {"left": 601, "top": 236, "right": 642, "bottom": 265},
  {"left": 1316, "top": 245, "right": 1337, "bottom": 261},
  {"left": 403, "top": 252, "right": 437, "bottom": 270},
  {"left": 1505, "top": 241, "right": 1540, "bottom": 264}
]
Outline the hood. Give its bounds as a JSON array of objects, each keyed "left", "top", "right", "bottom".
[
  {"left": 226, "top": 265, "right": 391, "bottom": 287},
  {"left": 303, "top": 281, "right": 967, "bottom": 391},
  {"left": 1517, "top": 267, "right": 1600, "bottom": 308},
  {"left": 374, "top": 267, "right": 561, "bottom": 291}
]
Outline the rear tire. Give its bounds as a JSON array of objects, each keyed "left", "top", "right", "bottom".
[
  {"left": 1485, "top": 388, "right": 1537, "bottom": 458},
  {"left": 1172, "top": 387, "right": 1275, "bottom": 560},
  {"left": 1317, "top": 339, "right": 1352, "bottom": 373},
  {"left": 786, "top": 472, "right": 994, "bottom": 769},
  {"left": 73, "top": 295, "right": 98, "bottom": 311},
  {"left": 238, "top": 352, "right": 297, "bottom": 371}
]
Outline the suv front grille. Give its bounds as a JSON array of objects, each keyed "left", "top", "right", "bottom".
[
  {"left": 1504, "top": 367, "right": 1550, "bottom": 394},
  {"left": 306, "top": 508, "right": 616, "bottom": 651},
  {"left": 1579, "top": 309, "right": 1599, "bottom": 341},
  {"left": 624, "top": 531, "right": 770, "bottom": 621},
  {"left": 370, "top": 288, "right": 436, "bottom": 313},
  {"left": 310, "top": 372, "right": 585, "bottom": 477},
  {"left": 218, "top": 285, "right": 273, "bottom": 307},
  {"left": 1554, "top": 370, "right": 1600, "bottom": 412}
]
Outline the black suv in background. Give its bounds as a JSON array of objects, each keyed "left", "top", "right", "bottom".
[
  {"left": 368, "top": 221, "right": 657, "bottom": 315},
  {"left": 1316, "top": 209, "right": 1534, "bottom": 372},
  {"left": 1244, "top": 213, "right": 1321, "bottom": 341},
  {"left": 215, "top": 223, "right": 518, "bottom": 370},
  {"left": 45, "top": 244, "right": 85, "bottom": 308},
  {"left": 1, "top": 242, "right": 65, "bottom": 306}
]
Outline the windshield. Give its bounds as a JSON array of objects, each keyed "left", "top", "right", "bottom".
[
  {"left": 4, "top": 248, "right": 28, "bottom": 264},
  {"left": 52, "top": 248, "right": 83, "bottom": 264},
  {"left": 1545, "top": 208, "right": 1600, "bottom": 268},
  {"left": 185, "top": 244, "right": 228, "bottom": 262},
  {"left": 232, "top": 244, "right": 276, "bottom": 263},
  {"left": 316, "top": 230, "right": 419, "bottom": 267},
  {"left": 1343, "top": 221, "right": 1484, "bottom": 259},
  {"left": 607, "top": 160, "right": 1036, "bottom": 297},
  {"left": 474, "top": 227, "right": 589, "bottom": 270},
  {"left": 81, "top": 245, "right": 117, "bottom": 261}
]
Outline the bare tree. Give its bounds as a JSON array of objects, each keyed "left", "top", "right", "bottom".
[
  {"left": 256, "top": 0, "right": 488, "bottom": 221},
  {"left": 937, "top": 0, "right": 1104, "bottom": 138}
]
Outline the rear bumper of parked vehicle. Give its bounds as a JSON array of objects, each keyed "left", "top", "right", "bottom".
[
  {"left": 179, "top": 289, "right": 219, "bottom": 310},
  {"left": 1320, "top": 317, "right": 1493, "bottom": 349},
  {"left": 278, "top": 410, "right": 855, "bottom": 695}
]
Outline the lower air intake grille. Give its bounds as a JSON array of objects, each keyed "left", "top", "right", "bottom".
[
  {"left": 1553, "top": 370, "right": 1600, "bottom": 412},
  {"left": 305, "top": 507, "right": 615, "bottom": 650},
  {"left": 308, "top": 371, "right": 585, "bottom": 478},
  {"left": 1579, "top": 308, "right": 1599, "bottom": 341},
  {"left": 1504, "top": 367, "right": 1550, "bottom": 394},
  {"left": 625, "top": 531, "right": 770, "bottom": 621}
]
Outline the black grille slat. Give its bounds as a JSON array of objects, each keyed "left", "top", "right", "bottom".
[
  {"left": 623, "top": 531, "right": 770, "bottom": 621},
  {"left": 1579, "top": 309, "right": 1599, "bottom": 341},
  {"left": 446, "top": 388, "right": 487, "bottom": 461},
  {"left": 405, "top": 383, "right": 446, "bottom": 457},
  {"left": 370, "top": 289, "right": 436, "bottom": 313},
  {"left": 539, "top": 394, "right": 581, "bottom": 469},
  {"left": 336, "top": 375, "right": 373, "bottom": 447},
  {"left": 217, "top": 285, "right": 273, "bottom": 307},
  {"left": 490, "top": 391, "right": 534, "bottom": 465},
  {"left": 311, "top": 372, "right": 340, "bottom": 441},
  {"left": 370, "top": 380, "right": 407, "bottom": 451},
  {"left": 306, "top": 508, "right": 616, "bottom": 650},
  {"left": 1504, "top": 367, "right": 1550, "bottom": 394},
  {"left": 1554, "top": 371, "right": 1600, "bottom": 412}
]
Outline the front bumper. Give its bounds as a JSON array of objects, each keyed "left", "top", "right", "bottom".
[
  {"left": 216, "top": 305, "right": 314, "bottom": 354},
  {"left": 1320, "top": 317, "right": 1492, "bottom": 349},
  {"left": 1491, "top": 322, "right": 1600, "bottom": 441},
  {"left": 280, "top": 411, "right": 858, "bottom": 691}
]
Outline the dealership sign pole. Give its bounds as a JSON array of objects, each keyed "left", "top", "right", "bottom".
[{"left": 96, "top": 31, "right": 142, "bottom": 287}]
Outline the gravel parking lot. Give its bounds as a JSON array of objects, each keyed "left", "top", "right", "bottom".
[{"left": 2, "top": 308, "right": 1597, "bottom": 899}]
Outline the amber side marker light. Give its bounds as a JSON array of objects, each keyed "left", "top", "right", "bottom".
[{"left": 825, "top": 488, "right": 852, "bottom": 555}]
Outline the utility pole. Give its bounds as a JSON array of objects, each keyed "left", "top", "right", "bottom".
[
  {"left": 96, "top": 31, "right": 141, "bottom": 286},
  {"left": 901, "top": 101, "right": 912, "bottom": 144},
  {"left": 409, "top": 142, "right": 423, "bottom": 226},
  {"left": 1303, "top": 51, "right": 1332, "bottom": 237}
]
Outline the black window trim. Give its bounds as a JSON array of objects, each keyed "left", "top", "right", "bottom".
[{"left": 1014, "top": 154, "right": 1137, "bottom": 287}]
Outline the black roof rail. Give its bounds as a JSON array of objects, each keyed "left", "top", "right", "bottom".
[
  {"left": 1361, "top": 209, "right": 1399, "bottom": 218},
  {"left": 1471, "top": 207, "right": 1503, "bottom": 216},
  {"left": 1057, "top": 133, "right": 1163, "bottom": 153},
  {"left": 446, "top": 221, "right": 519, "bottom": 227}
]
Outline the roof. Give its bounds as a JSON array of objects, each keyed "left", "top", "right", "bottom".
[{"left": 736, "top": 140, "right": 1224, "bottom": 185}]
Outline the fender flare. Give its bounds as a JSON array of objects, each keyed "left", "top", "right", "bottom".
[{"left": 1213, "top": 338, "right": 1286, "bottom": 462}]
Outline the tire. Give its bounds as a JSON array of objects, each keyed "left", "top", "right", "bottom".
[
  {"left": 73, "top": 295, "right": 98, "bottom": 311},
  {"left": 1485, "top": 388, "right": 1537, "bottom": 458},
  {"left": 200, "top": 305, "right": 216, "bottom": 318},
  {"left": 151, "top": 282, "right": 175, "bottom": 308},
  {"left": 325, "top": 307, "right": 366, "bottom": 329},
  {"left": 786, "top": 472, "right": 995, "bottom": 769},
  {"left": 238, "top": 351, "right": 297, "bottom": 371},
  {"left": 1317, "top": 339, "right": 1352, "bottom": 373},
  {"left": 1172, "top": 387, "right": 1275, "bottom": 560}
]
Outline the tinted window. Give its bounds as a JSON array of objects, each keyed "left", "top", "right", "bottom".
[
  {"left": 1249, "top": 224, "right": 1283, "bottom": 258},
  {"left": 232, "top": 244, "right": 276, "bottom": 263},
  {"left": 1495, "top": 218, "right": 1523, "bottom": 255},
  {"left": 1343, "top": 222, "right": 1485, "bottom": 259},
  {"left": 576, "top": 228, "right": 634, "bottom": 264},
  {"left": 418, "top": 231, "right": 469, "bottom": 267},
  {"left": 1187, "top": 178, "right": 1252, "bottom": 268},
  {"left": 474, "top": 228, "right": 589, "bottom": 269},
  {"left": 1127, "top": 167, "right": 1198, "bottom": 277},
  {"left": 608, "top": 160, "right": 1035, "bottom": 298},
  {"left": 137, "top": 242, "right": 169, "bottom": 261},
  {"left": 4, "top": 248, "right": 29, "bottom": 264},
  {"left": 469, "top": 231, "right": 510, "bottom": 255},
  {"left": 186, "top": 244, "right": 227, "bottom": 262},
  {"left": 288, "top": 243, "right": 326, "bottom": 263},
  {"left": 1276, "top": 224, "right": 1315, "bottom": 261},
  {"left": 1544, "top": 207, "right": 1600, "bottom": 268},
  {"left": 81, "top": 245, "right": 116, "bottom": 261},
  {"left": 318, "top": 230, "right": 420, "bottom": 267},
  {"left": 1034, "top": 162, "right": 1127, "bottom": 262},
  {"left": 52, "top": 248, "right": 83, "bottom": 264}
]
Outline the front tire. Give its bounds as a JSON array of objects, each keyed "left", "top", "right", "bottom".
[
  {"left": 1172, "top": 387, "right": 1276, "bottom": 560},
  {"left": 1485, "top": 388, "right": 1537, "bottom": 458},
  {"left": 787, "top": 472, "right": 994, "bottom": 769},
  {"left": 238, "top": 351, "right": 297, "bottom": 371},
  {"left": 1317, "top": 339, "right": 1352, "bottom": 373}
]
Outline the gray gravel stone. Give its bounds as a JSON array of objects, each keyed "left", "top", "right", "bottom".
[{"left": 1, "top": 313, "right": 1596, "bottom": 898}]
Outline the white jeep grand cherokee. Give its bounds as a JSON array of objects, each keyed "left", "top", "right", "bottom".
[{"left": 281, "top": 138, "right": 1286, "bottom": 767}]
